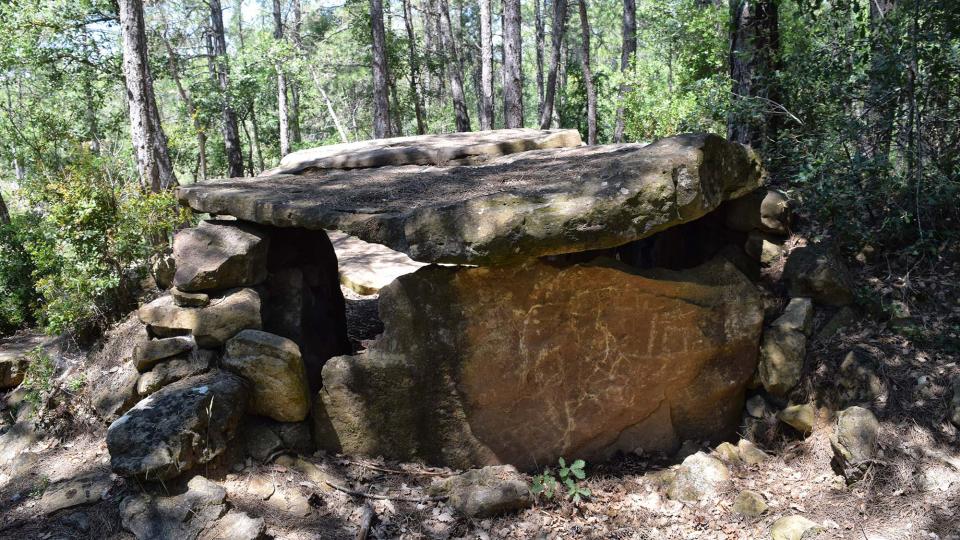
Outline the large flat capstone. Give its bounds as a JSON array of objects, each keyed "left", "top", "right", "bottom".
[
  {"left": 314, "top": 256, "right": 763, "bottom": 470},
  {"left": 179, "top": 133, "right": 762, "bottom": 265},
  {"left": 261, "top": 128, "right": 582, "bottom": 175}
]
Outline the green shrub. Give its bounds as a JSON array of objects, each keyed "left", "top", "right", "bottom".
[
  {"left": 531, "top": 457, "right": 592, "bottom": 504},
  {"left": 0, "top": 212, "right": 41, "bottom": 334}
]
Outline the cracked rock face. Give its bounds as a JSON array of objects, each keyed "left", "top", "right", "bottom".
[
  {"left": 315, "top": 256, "right": 763, "bottom": 470},
  {"left": 172, "top": 220, "right": 270, "bottom": 293},
  {"left": 179, "top": 133, "right": 762, "bottom": 265},
  {"left": 107, "top": 371, "right": 249, "bottom": 480}
]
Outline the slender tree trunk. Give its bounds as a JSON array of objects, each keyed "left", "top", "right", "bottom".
[
  {"left": 310, "top": 69, "right": 350, "bottom": 143},
  {"left": 613, "top": 0, "right": 636, "bottom": 142},
  {"left": 273, "top": 0, "right": 291, "bottom": 156},
  {"left": 540, "top": 0, "right": 567, "bottom": 129},
  {"left": 577, "top": 0, "right": 596, "bottom": 144},
  {"left": 370, "top": 0, "right": 392, "bottom": 138},
  {"left": 82, "top": 72, "right": 100, "bottom": 154},
  {"left": 502, "top": 0, "right": 523, "bottom": 128},
  {"left": 161, "top": 29, "right": 207, "bottom": 181},
  {"left": 0, "top": 192, "right": 10, "bottom": 226},
  {"left": 863, "top": 0, "right": 899, "bottom": 162},
  {"left": 209, "top": 0, "right": 245, "bottom": 177},
  {"left": 289, "top": 0, "right": 303, "bottom": 145},
  {"left": 535, "top": 0, "right": 545, "bottom": 118},
  {"left": 250, "top": 103, "right": 265, "bottom": 172},
  {"left": 439, "top": 0, "right": 471, "bottom": 131},
  {"left": 479, "top": 0, "right": 494, "bottom": 130},
  {"left": 402, "top": 0, "right": 427, "bottom": 134},
  {"left": 118, "top": 0, "right": 178, "bottom": 192},
  {"left": 727, "top": 0, "right": 781, "bottom": 150}
]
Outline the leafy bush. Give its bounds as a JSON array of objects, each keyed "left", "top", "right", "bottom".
[
  {"left": 22, "top": 346, "right": 55, "bottom": 410},
  {"left": 0, "top": 212, "right": 41, "bottom": 334},
  {"left": 531, "top": 457, "right": 592, "bottom": 504},
  {"left": 15, "top": 151, "right": 184, "bottom": 336}
]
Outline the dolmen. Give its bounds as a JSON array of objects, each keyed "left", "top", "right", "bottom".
[{"left": 109, "top": 128, "right": 773, "bottom": 480}]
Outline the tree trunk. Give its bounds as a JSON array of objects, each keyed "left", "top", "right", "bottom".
[
  {"left": 540, "top": 0, "right": 567, "bottom": 129},
  {"left": 727, "top": 0, "right": 781, "bottom": 150},
  {"left": 613, "top": 0, "right": 636, "bottom": 142},
  {"left": 502, "top": 0, "right": 523, "bottom": 128},
  {"left": 863, "top": 0, "right": 899, "bottom": 162},
  {"left": 370, "top": 0, "right": 392, "bottom": 138},
  {"left": 209, "top": 0, "right": 245, "bottom": 177},
  {"left": 273, "top": 0, "right": 291, "bottom": 156},
  {"left": 289, "top": 0, "right": 303, "bottom": 145},
  {"left": 439, "top": 0, "right": 471, "bottom": 131},
  {"left": 479, "top": 0, "right": 494, "bottom": 130},
  {"left": 161, "top": 28, "right": 207, "bottom": 181},
  {"left": 535, "top": 0, "right": 545, "bottom": 118},
  {"left": 577, "top": 0, "right": 596, "bottom": 144},
  {"left": 118, "top": 0, "right": 178, "bottom": 192},
  {"left": 0, "top": 192, "right": 10, "bottom": 226},
  {"left": 402, "top": 0, "right": 427, "bottom": 134}
]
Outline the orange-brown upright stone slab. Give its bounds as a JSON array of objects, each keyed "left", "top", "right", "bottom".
[{"left": 316, "top": 256, "right": 763, "bottom": 470}]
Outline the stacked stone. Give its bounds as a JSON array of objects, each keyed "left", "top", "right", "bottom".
[{"left": 108, "top": 220, "right": 346, "bottom": 481}]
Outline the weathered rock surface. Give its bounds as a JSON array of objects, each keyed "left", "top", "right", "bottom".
[
  {"left": 316, "top": 256, "right": 762, "bottom": 469},
  {"left": 722, "top": 188, "right": 791, "bottom": 235},
  {"left": 172, "top": 287, "right": 210, "bottom": 308},
  {"left": 745, "top": 231, "right": 784, "bottom": 265},
  {"left": 328, "top": 230, "right": 428, "bottom": 294},
  {"left": 783, "top": 245, "right": 855, "bottom": 306},
  {"left": 770, "top": 515, "right": 823, "bottom": 540},
  {"left": 136, "top": 350, "right": 213, "bottom": 397},
  {"left": 133, "top": 335, "right": 196, "bottom": 372},
  {"left": 838, "top": 349, "right": 886, "bottom": 404},
  {"left": 121, "top": 475, "right": 263, "bottom": 540},
  {"left": 737, "top": 439, "right": 769, "bottom": 464},
  {"left": 223, "top": 330, "right": 310, "bottom": 422},
  {"left": 430, "top": 465, "right": 533, "bottom": 518},
  {"left": 263, "top": 128, "right": 583, "bottom": 175},
  {"left": 663, "top": 452, "right": 731, "bottom": 503},
  {"left": 758, "top": 327, "right": 807, "bottom": 396},
  {"left": 172, "top": 220, "right": 270, "bottom": 293},
  {"left": 733, "top": 489, "right": 767, "bottom": 516},
  {"left": 138, "top": 288, "right": 262, "bottom": 348},
  {"left": 39, "top": 474, "right": 113, "bottom": 514},
  {"left": 107, "top": 371, "right": 249, "bottom": 480},
  {"left": 831, "top": 406, "right": 879, "bottom": 482},
  {"left": 179, "top": 133, "right": 763, "bottom": 265},
  {"left": 0, "top": 333, "right": 53, "bottom": 389},
  {"left": 772, "top": 297, "right": 814, "bottom": 335},
  {"left": 778, "top": 403, "right": 816, "bottom": 434}
]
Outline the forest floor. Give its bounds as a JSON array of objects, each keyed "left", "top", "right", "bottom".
[{"left": 1, "top": 248, "right": 959, "bottom": 539}]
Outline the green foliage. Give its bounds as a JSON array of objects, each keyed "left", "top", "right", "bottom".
[
  {"left": 531, "top": 457, "right": 591, "bottom": 504},
  {"left": 22, "top": 346, "right": 55, "bottom": 410},
  {"left": 0, "top": 212, "right": 41, "bottom": 333},
  {"left": 16, "top": 150, "right": 183, "bottom": 335}
]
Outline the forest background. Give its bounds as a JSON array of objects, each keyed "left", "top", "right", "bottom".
[{"left": 0, "top": 0, "right": 957, "bottom": 339}]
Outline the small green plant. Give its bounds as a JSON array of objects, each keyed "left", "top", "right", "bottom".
[
  {"left": 29, "top": 476, "right": 50, "bottom": 498},
  {"left": 22, "top": 347, "right": 55, "bottom": 410},
  {"left": 67, "top": 375, "right": 86, "bottom": 392},
  {"left": 531, "top": 457, "right": 591, "bottom": 504}
]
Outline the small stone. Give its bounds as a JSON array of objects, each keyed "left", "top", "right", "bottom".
[
  {"left": 758, "top": 327, "right": 807, "bottom": 397},
  {"left": 778, "top": 403, "right": 816, "bottom": 434},
  {"left": 223, "top": 330, "right": 310, "bottom": 422},
  {"left": 770, "top": 515, "right": 824, "bottom": 540},
  {"left": 171, "top": 287, "right": 210, "bottom": 308},
  {"left": 772, "top": 298, "right": 814, "bottom": 336},
  {"left": 713, "top": 442, "right": 740, "bottom": 462},
  {"left": 151, "top": 251, "right": 176, "bottom": 289},
  {"left": 172, "top": 220, "right": 270, "bottom": 293},
  {"left": 664, "top": 452, "right": 730, "bottom": 504},
  {"left": 266, "top": 487, "right": 312, "bottom": 516},
  {"left": 831, "top": 406, "right": 879, "bottom": 482},
  {"left": 136, "top": 350, "right": 212, "bottom": 397},
  {"left": 723, "top": 188, "right": 792, "bottom": 236},
  {"left": 429, "top": 465, "right": 533, "bottom": 518},
  {"left": 39, "top": 474, "right": 113, "bottom": 514},
  {"left": 737, "top": 439, "right": 769, "bottom": 464},
  {"left": 746, "top": 395, "right": 768, "bottom": 418},
  {"left": 198, "top": 510, "right": 265, "bottom": 540},
  {"left": 133, "top": 336, "right": 196, "bottom": 372},
  {"left": 732, "top": 489, "right": 767, "bottom": 516},
  {"left": 248, "top": 475, "right": 276, "bottom": 500}
]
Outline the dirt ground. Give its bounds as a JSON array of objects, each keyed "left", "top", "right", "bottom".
[{"left": 1, "top": 252, "right": 959, "bottom": 540}]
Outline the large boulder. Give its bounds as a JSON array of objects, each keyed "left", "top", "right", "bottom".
[
  {"left": 316, "top": 256, "right": 763, "bottom": 469},
  {"left": 138, "top": 288, "right": 262, "bottom": 348},
  {"left": 222, "top": 330, "right": 310, "bottom": 422},
  {"left": 179, "top": 133, "right": 763, "bottom": 265},
  {"left": 172, "top": 220, "right": 270, "bottom": 293},
  {"left": 783, "top": 245, "right": 855, "bottom": 306},
  {"left": 136, "top": 350, "right": 213, "bottom": 397},
  {"left": 107, "top": 371, "right": 249, "bottom": 480}
]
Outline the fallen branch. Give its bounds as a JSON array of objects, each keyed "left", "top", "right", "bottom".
[
  {"left": 325, "top": 480, "right": 448, "bottom": 503},
  {"left": 356, "top": 503, "right": 375, "bottom": 540}
]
